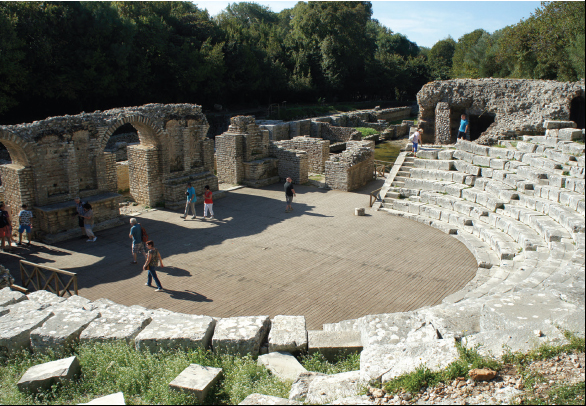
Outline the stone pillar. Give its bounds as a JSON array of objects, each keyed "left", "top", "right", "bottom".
[
  {"left": 128, "top": 145, "right": 163, "bottom": 206},
  {"left": 435, "top": 102, "right": 451, "bottom": 144},
  {"left": 215, "top": 134, "right": 244, "bottom": 185},
  {"left": 0, "top": 164, "right": 35, "bottom": 229},
  {"left": 66, "top": 144, "right": 80, "bottom": 199}
]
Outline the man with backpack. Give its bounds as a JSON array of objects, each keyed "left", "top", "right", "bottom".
[{"left": 129, "top": 217, "right": 148, "bottom": 264}]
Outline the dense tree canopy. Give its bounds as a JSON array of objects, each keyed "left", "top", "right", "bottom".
[{"left": 0, "top": 1, "right": 583, "bottom": 124}]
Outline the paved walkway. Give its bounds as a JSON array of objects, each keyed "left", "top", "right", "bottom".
[{"left": 1, "top": 182, "right": 477, "bottom": 329}]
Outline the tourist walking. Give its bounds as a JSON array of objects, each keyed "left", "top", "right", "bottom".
[
  {"left": 144, "top": 240, "right": 164, "bottom": 292},
  {"left": 203, "top": 185, "right": 214, "bottom": 219},
  {"left": 129, "top": 218, "right": 146, "bottom": 264},
  {"left": 0, "top": 202, "right": 12, "bottom": 252},
  {"left": 73, "top": 197, "right": 87, "bottom": 239},
  {"left": 284, "top": 177, "right": 296, "bottom": 213},
  {"left": 182, "top": 182, "right": 197, "bottom": 219},
  {"left": 17, "top": 204, "right": 33, "bottom": 246},
  {"left": 81, "top": 202, "right": 97, "bottom": 242},
  {"left": 458, "top": 114, "right": 469, "bottom": 141},
  {"left": 410, "top": 128, "right": 423, "bottom": 155}
]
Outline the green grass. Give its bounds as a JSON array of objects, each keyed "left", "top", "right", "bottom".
[
  {"left": 300, "top": 352, "right": 360, "bottom": 375},
  {"left": 0, "top": 343, "right": 366, "bottom": 405},
  {"left": 0, "top": 343, "right": 290, "bottom": 405},
  {"left": 354, "top": 127, "right": 379, "bottom": 138},
  {"left": 519, "top": 381, "right": 586, "bottom": 405}
]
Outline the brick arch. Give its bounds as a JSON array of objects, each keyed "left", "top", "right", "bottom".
[
  {"left": 99, "top": 115, "right": 165, "bottom": 152},
  {"left": 0, "top": 129, "right": 36, "bottom": 167}
]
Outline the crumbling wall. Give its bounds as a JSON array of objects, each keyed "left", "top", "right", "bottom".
[
  {"left": 325, "top": 140, "right": 375, "bottom": 191},
  {"left": 417, "top": 78, "right": 585, "bottom": 145},
  {"left": 270, "top": 137, "right": 330, "bottom": 173},
  {"left": 270, "top": 146, "right": 308, "bottom": 185}
]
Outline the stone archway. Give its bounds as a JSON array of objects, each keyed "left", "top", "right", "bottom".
[
  {"left": 570, "top": 95, "right": 585, "bottom": 129},
  {"left": 0, "top": 130, "right": 36, "bottom": 228},
  {"left": 100, "top": 116, "right": 166, "bottom": 206}
]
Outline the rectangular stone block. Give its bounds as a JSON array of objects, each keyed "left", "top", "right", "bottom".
[
  {"left": 17, "top": 356, "right": 80, "bottom": 393},
  {"left": 307, "top": 330, "right": 362, "bottom": 362},
  {"left": 258, "top": 351, "right": 308, "bottom": 382},
  {"left": 169, "top": 364, "right": 223, "bottom": 403},
  {"left": 212, "top": 316, "right": 270, "bottom": 356},
  {"left": 79, "top": 392, "right": 126, "bottom": 405},
  {"left": 31, "top": 309, "right": 99, "bottom": 352},
  {"left": 268, "top": 315, "right": 307, "bottom": 353},
  {"left": 135, "top": 313, "right": 215, "bottom": 352},
  {"left": 544, "top": 120, "right": 576, "bottom": 129},
  {"left": 0, "top": 310, "right": 53, "bottom": 353},
  {"left": 79, "top": 308, "right": 151, "bottom": 344},
  {"left": 0, "top": 287, "right": 27, "bottom": 307},
  {"left": 27, "top": 290, "right": 67, "bottom": 306},
  {"left": 559, "top": 128, "right": 583, "bottom": 141}
]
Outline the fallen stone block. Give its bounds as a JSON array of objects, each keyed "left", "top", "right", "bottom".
[
  {"left": 308, "top": 330, "right": 362, "bottom": 362},
  {"left": 79, "top": 392, "right": 126, "bottom": 405},
  {"left": 359, "top": 312, "right": 438, "bottom": 346},
  {"left": 258, "top": 351, "right": 308, "bottom": 382},
  {"left": 31, "top": 309, "right": 100, "bottom": 352},
  {"left": 0, "top": 287, "right": 27, "bottom": 307},
  {"left": 360, "top": 339, "right": 459, "bottom": 383},
  {"left": 239, "top": 393, "right": 301, "bottom": 405},
  {"left": 290, "top": 370, "right": 365, "bottom": 404},
  {"left": 4, "top": 299, "right": 45, "bottom": 314},
  {"left": 58, "top": 295, "right": 96, "bottom": 311},
  {"left": 269, "top": 315, "right": 307, "bottom": 353},
  {"left": 135, "top": 313, "right": 215, "bottom": 352},
  {"left": 212, "top": 316, "right": 270, "bottom": 356},
  {"left": 169, "top": 364, "right": 223, "bottom": 403},
  {"left": 418, "top": 302, "right": 482, "bottom": 339},
  {"left": 0, "top": 309, "right": 53, "bottom": 353},
  {"left": 17, "top": 356, "right": 80, "bottom": 393}
]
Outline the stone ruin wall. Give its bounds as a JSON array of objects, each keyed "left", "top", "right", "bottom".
[
  {"left": 0, "top": 104, "right": 217, "bottom": 241},
  {"left": 270, "top": 137, "right": 330, "bottom": 173},
  {"left": 325, "top": 140, "right": 375, "bottom": 192},
  {"left": 417, "top": 78, "right": 585, "bottom": 145}
]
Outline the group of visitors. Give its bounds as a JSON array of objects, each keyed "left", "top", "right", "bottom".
[
  {"left": 74, "top": 197, "right": 97, "bottom": 242},
  {"left": 408, "top": 114, "right": 469, "bottom": 156},
  {"left": 129, "top": 217, "right": 164, "bottom": 292},
  {"left": 0, "top": 202, "right": 34, "bottom": 252},
  {"left": 182, "top": 183, "right": 214, "bottom": 220}
]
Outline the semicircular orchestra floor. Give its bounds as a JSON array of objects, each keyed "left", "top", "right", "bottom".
[{"left": 7, "top": 184, "right": 478, "bottom": 329}]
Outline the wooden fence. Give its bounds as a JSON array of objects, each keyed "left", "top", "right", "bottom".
[{"left": 20, "top": 260, "right": 78, "bottom": 297}]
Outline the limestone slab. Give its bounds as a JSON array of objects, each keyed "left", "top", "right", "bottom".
[
  {"left": 269, "top": 315, "right": 307, "bottom": 353},
  {"left": 307, "top": 330, "right": 362, "bottom": 362},
  {"left": 31, "top": 309, "right": 100, "bottom": 352},
  {"left": 327, "top": 395, "right": 375, "bottom": 405},
  {"left": 212, "top": 316, "right": 270, "bottom": 356},
  {"left": 17, "top": 356, "right": 80, "bottom": 393},
  {"left": 0, "top": 309, "right": 53, "bottom": 352},
  {"left": 258, "top": 351, "right": 307, "bottom": 382},
  {"left": 169, "top": 363, "right": 222, "bottom": 403},
  {"left": 239, "top": 393, "right": 301, "bottom": 405},
  {"left": 290, "top": 370, "right": 365, "bottom": 404},
  {"left": 27, "top": 290, "right": 67, "bottom": 306},
  {"left": 359, "top": 312, "right": 438, "bottom": 347},
  {"left": 0, "top": 287, "right": 27, "bottom": 307},
  {"left": 360, "top": 339, "right": 459, "bottom": 382},
  {"left": 135, "top": 313, "right": 215, "bottom": 352},
  {"left": 79, "top": 392, "right": 126, "bottom": 405},
  {"left": 79, "top": 308, "right": 151, "bottom": 344}
]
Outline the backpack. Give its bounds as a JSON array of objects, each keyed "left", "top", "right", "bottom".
[
  {"left": 141, "top": 226, "right": 149, "bottom": 243},
  {"left": 408, "top": 132, "right": 416, "bottom": 142},
  {"left": 0, "top": 211, "right": 7, "bottom": 228}
]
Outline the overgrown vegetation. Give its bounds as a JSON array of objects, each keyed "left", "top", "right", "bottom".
[
  {"left": 354, "top": 127, "right": 380, "bottom": 138},
  {"left": 0, "top": 342, "right": 361, "bottom": 405},
  {"left": 1, "top": 1, "right": 581, "bottom": 125},
  {"left": 383, "top": 332, "right": 585, "bottom": 399}
]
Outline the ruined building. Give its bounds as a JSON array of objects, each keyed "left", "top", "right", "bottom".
[
  {"left": 417, "top": 79, "right": 585, "bottom": 145},
  {"left": 0, "top": 104, "right": 216, "bottom": 242}
]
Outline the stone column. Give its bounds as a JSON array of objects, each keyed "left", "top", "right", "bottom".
[
  {"left": 0, "top": 164, "right": 35, "bottom": 229},
  {"left": 435, "top": 102, "right": 451, "bottom": 144},
  {"left": 128, "top": 145, "right": 163, "bottom": 206}
]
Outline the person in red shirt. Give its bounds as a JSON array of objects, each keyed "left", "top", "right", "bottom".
[{"left": 203, "top": 185, "right": 214, "bottom": 220}]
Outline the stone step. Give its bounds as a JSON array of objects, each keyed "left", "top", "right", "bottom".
[
  {"left": 307, "top": 330, "right": 362, "bottom": 362},
  {"left": 396, "top": 171, "right": 411, "bottom": 177},
  {"left": 391, "top": 181, "right": 404, "bottom": 187}
]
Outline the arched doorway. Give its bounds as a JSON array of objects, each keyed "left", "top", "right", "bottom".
[{"left": 570, "top": 96, "right": 585, "bottom": 129}]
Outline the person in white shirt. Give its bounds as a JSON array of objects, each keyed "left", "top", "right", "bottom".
[{"left": 411, "top": 128, "right": 423, "bottom": 155}]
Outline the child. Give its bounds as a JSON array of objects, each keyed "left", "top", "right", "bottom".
[
  {"left": 203, "top": 185, "right": 214, "bottom": 219},
  {"left": 81, "top": 202, "right": 97, "bottom": 242},
  {"left": 17, "top": 204, "right": 33, "bottom": 245}
]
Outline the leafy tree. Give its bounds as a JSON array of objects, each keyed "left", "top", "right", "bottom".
[
  {"left": 428, "top": 37, "right": 456, "bottom": 80},
  {"left": 451, "top": 29, "right": 489, "bottom": 78}
]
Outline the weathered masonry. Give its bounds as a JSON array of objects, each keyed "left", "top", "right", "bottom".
[
  {"left": 0, "top": 104, "right": 217, "bottom": 242},
  {"left": 417, "top": 79, "right": 585, "bottom": 145}
]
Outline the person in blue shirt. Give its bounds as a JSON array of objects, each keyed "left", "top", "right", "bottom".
[
  {"left": 458, "top": 114, "right": 469, "bottom": 141},
  {"left": 129, "top": 217, "right": 146, "bottom": 264},
  {"left": 182, "top": 182, "right": 197, "bottom": 219}
]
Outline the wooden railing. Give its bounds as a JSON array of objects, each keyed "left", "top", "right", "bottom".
[
  {"left": 20, "top": 260, "right": 78, "bottom": 297},
  {"left": 369, "top": 187, "right": 383, "bottom": 207},
  {"left": 374, "top": 160, "right": 393, "bottom": 178}
]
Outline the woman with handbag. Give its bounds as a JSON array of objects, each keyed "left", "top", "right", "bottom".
[{"left": 144, "top": 240, "right": 164, "bottom": 292}]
